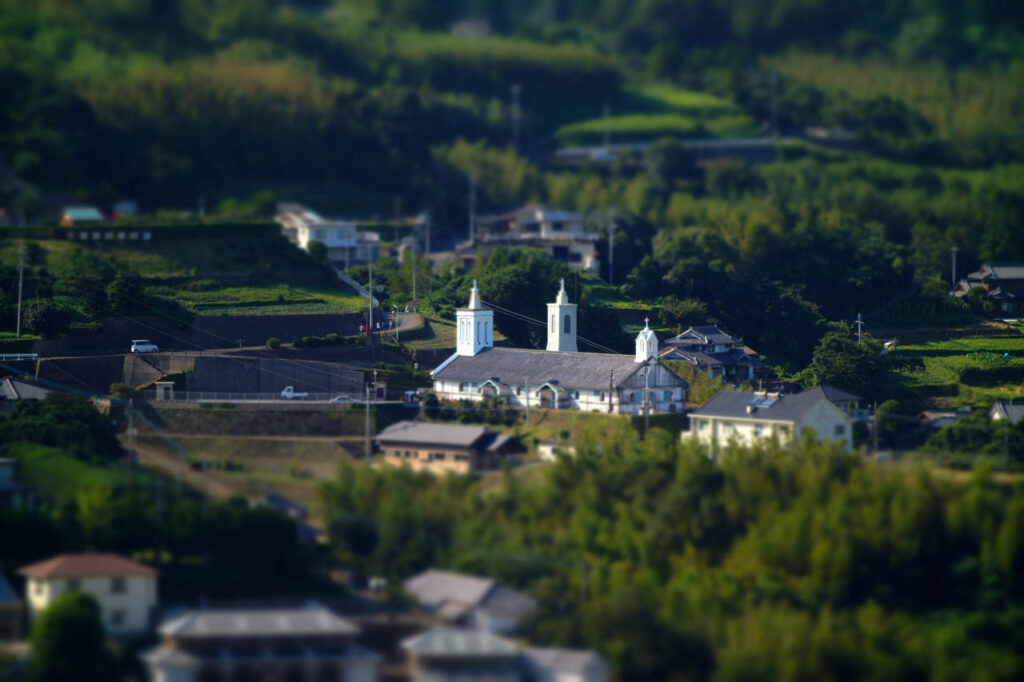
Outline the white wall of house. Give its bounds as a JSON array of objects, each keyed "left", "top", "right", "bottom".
[
  {"left": 150, "top": 656, "right": 378, "bottom": 682},
  {"left": 528, "top": 658, "right": 609, "bottom": 682},
  {"left": 26, "top": 574, "right": 157, "bottom": 636},
  {"left": 688, "top": 401, "right": 853, "bottom": 450}
]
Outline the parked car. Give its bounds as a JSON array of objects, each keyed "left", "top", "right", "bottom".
[
  {"left": 280, "top": 386, "right": 309, "bottom": 400},
  {"left": 130, "top": 339, "right": 159, "bottom": 353},
  {"left": 329, "top": 395, "right": 359, "bottom": 404}
]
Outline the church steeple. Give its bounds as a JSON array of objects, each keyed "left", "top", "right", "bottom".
[
  {"left": 546, "top": 278, "right": 577, "bottom": 352},
  {"left": 635, "top": 317, "right": 658, "bottom": 362},
  {"left": 457, "top": 280, "right": 493, "bottom": 356}
]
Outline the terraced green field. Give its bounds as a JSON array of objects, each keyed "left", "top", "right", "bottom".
[
  {"left": 886, "top": 329, "right": 1024, "bottom": 408},
  {"left": 556, "top": 84, "right": 758, "bottom": 144}
]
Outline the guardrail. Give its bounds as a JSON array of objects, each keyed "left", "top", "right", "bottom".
[
  {"left": 0, "top": 353, "right": 38, "bottom": 360},
  {"left": 143, "top": 390, "right": 365, "bottom": 403},
  {"left": 194, "top": 304, "right": 353, "bottom": 316}
]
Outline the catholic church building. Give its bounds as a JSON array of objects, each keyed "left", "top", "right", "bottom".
[{"left": 431, "top": 280, "right": 688, "bottom": 414}]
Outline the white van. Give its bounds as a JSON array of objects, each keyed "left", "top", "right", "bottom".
[{"left": 130, "top": 339, "right": 159, "bottom": 353}]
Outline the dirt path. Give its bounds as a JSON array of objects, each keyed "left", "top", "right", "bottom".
[{"left": 129, "top": 437, "right": 240, "bottom": 501}]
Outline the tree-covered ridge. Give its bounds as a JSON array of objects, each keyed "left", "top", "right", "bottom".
[{"left": 321, "top": 423, "right": 1024, "bottom": 680}]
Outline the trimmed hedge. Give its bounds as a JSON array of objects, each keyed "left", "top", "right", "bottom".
[
  {"left": 0, "top": 221, "right": 279, "bottom": 241},
  {"left": 958, "top": 364, "right": 1024, "bottom": 386}
]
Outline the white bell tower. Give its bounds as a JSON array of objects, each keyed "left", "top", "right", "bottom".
[
  {"left": 635, "top": 317, "right": 658, "bottom": 362},
  {"left": 546, "top": 279, "right": 577, "bottom": 352},
  {"left": 456, "top": 279, "right": 493, "bottom": 357}
]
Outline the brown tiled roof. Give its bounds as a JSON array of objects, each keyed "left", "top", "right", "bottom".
[{"left": 19, "top": 553, "right": 157, "bottom": 579}]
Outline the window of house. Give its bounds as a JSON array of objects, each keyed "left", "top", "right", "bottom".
[
  {"left": 33, "top": 580, "right": 43, "bottom": 596},
  {"left": 722, "top": 422, "right": 734, "bottom": 432},
  {"left": 404, "top": 451, "right": 412, "bottom": 459},
  {"left": 698, "top": 420, "right": 708, "bottom": 431},
  {"left": 552, "top": 221, "right": 565, "bottom": 231},
  {"left": 454, "top": 454, "right": 468, "bottom": 462},
  {"left": 111, "top": 577, "right": 126, "bottom": 594},
  {"left": 753, "top": 425, "right": 764, "bottom": 437},
  {"left": 110, "top": 609, "right": 126, "bottom": 627},
  {"left": 600, "top": 392, "right": 606, "bottom": 401},
  {"left": 568, "top": 252, "right": 582, "bottom": 263},
  {"left": 834, "top": 425, "right": 846, "bottom": 436},
  {"left": 459, "top": 382, "right": 466, "bottom": 392},
  {"left": 664, "top": 390, "right": 672, "bottom": 401},
  {"left": 314, "top": 228, "right": 325, "bottom": 240},
  {"left": 516, "top": 386, "right": 523, "bottom": 395},
  {"left": 66, "top": 579, "right": 81, "bottom": 592},
  {"left": 573, "top": 390, "right": 580, "bottom": 399}
]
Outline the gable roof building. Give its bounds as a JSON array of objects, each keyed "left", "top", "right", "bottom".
[
  {"left": 404, "top": 569, "right": 537, "bottom": 635},
  {"left": 954, "top": 263, "right": 1024, "bottom": 316},
  {"left": 59, "top": 206, "right": 104, "bottom": 226},
  {"left": 432, "top": 281, "right": 687, "bottom": 414},
  {"left": 403, "top": 626, "right": 608, "bottom": 682},
  {"left": 376, "top": 421, "right": 525, "bottom": 474},
  {"left": 0, "top": 377, "right": 52, "bottom": 402},
  {"left": 143, "top": 603, "right": 379, "bottom": 682},
  {"left": 20, "top": 553, "right": 158, "bottom": 636},
  {"left": 456, "top": 204, "right": 599, "bottom": 273},
  {"left": 687, "top": 387, "right": 854, "bottom": 451},
  {"left": 990, "top": 402, "right": 1024, "bottom": 425},
  {"left": 661, "top": 324, "right": 763, "bottom": 383}
]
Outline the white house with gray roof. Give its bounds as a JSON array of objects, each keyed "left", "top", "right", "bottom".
[
  {"left": 142, "top": 603, "right": 379, "bottom": 682},
  {"left": 403, "top": 569, "right": 536, "bottom": 635},
  {"left": 660, "top": 324, "right": 763, "bottom": 383},
  {"left": 687, "top": 386, "right": 854, "bottom": 451},
  {"left": 431, "top": 281, "right": 687, "bottom": 414},
  {"left": 990, "top": 401, "right": 1024, "bottom": 425}
]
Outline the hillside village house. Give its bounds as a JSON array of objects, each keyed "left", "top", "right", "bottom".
[
  {"left": 431, "top": 280, "right": 687, "bottom": 414},
  {"left": 403, "top": 626, "right": 608, "bottom": 682},
  {"left": 687, "top": 386, "right": 855, "bottom": 451},
  {"left": 143, "top": 603, "right": 380, "bottom": 682},
  {"left": 456, "top": 205, "right": 599, "bottom": 273},
  {"left": 376, "top": 422, "right": 525, "bottom": 474},
  {"left": 19, "top": 553, "right": 158, "bottom": 637},
  {"left": 276, "top": 204, "right": 380, "bottom": 269},
  {"left": 954, "top": 263, "right": 1024, "bottom": 316},
  {"left": 990, "top": 401, "right": 1024, "bottom": 425},
  {"left": 660, "top": 324, "right": 762, "bottom": 382},
  {"left": 59, "top": 205, "right": 104, "bottom": 226},
  {"left": 404, "top": 569, "right": 537, "bottom": 635}
]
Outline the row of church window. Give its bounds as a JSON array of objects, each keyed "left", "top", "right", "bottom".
[
  {"left": 549, "top": 314, "right": 572, "bottom": 334},
  {"left": 458, "top": 319, "right": 492, "bottom": 344}
]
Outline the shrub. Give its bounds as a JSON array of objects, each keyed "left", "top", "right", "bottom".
[{"left": 266, "top": 337, "right": 281, "bottom": 349}]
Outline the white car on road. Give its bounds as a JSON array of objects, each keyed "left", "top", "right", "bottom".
[{"left": 130, "top": 339, "right": 159, "bottom": 353}]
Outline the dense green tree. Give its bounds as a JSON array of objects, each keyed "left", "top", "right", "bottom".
[
  {"left": 805, "top": 324, "right": 886, "bottom": 396},
  {"left": 28, "top": 592, "right": 114, "bottom": 682},
  {"left": 644, "top": 137, "right": 700, "bottom": 190}
]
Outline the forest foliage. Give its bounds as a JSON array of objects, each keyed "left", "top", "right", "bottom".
[{"left": 320, "top": 423, "right": 1024, "bottom": 680}]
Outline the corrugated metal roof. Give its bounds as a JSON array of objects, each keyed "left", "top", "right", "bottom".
[
  {"left": 159, "top": 604, "right": 358, "bottom": 638},
  {"left": 376, "top": 422, "right": 492, "bottom": 449},
  {"left": 666, "top": 325, "right": 741, "bottom": 347},
  {"left": 523, "top": 647, "right": 602, "bottom": 675},
  {"left": 402, "top": 626, "right": 519, "bottom": 658}
]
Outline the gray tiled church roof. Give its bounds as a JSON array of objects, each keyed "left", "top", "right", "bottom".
[{"left": 432, "top": 347, "right": 654, "bottom": 391}]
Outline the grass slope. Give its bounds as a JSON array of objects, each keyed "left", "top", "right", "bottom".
[{"left": 7, "top": 443, "right": 138, "bottom": 501}]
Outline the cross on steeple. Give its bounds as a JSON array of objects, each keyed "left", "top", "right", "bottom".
[{"left": 644, "top": 317, "right": 650, "bottom": 328}]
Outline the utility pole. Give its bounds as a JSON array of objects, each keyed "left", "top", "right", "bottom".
[
  {"left": 367, "top": 264, "right": 374, "bottom": 345},
  {"left": 1004, "top": 419, "right": 1010, "bottom": 470},
  {"left": 855, "top": 313, "right": 864, "bottom": 345},
  {"left": 770, "top": 69, "right": 779, "bottom": 138},
  {"left": 128, "top": 398, "right": 136, "bottom": 465},
  {"left": 644, "top": 364, "right": 651, "bottom": 435},
  {"left": 365, "top": 382, "right": 371, "bottom": 459},
  {"left": 411, "top": 217, "right": 419, "bottom": 307},
  {"left": 950, "top": 246, "right": 959, "bottom": 290},
  {"left": 16, "top": 243, "right": 25, "bottom": 338},
  {"left": 510, "top": 83, "right": 522, "bottom": 153},
  {"left": 873, "top": 400, "right": 879, "bottom": 456},
  {"left": 608, "top": 371, "right": 614, "bottom": 414},
  {"left": 468, "top": 174, "right": 477, "bottom": 244},
  {"left": 602, "top": 103, "right": 611, "bottom": 153},
  {"left": 607, "top": 208, "right": 617, "bottom": 286},
  {"left": 525, "top": 383, "right": 530, "bottom": 423}
]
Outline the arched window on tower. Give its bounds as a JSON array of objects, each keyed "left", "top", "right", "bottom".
[
  {"left": 564, "top": 314, "right": 571, "bottom": 334},
  {"left": 551, "top": 314, "right": 555, "bottom": 330}
]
